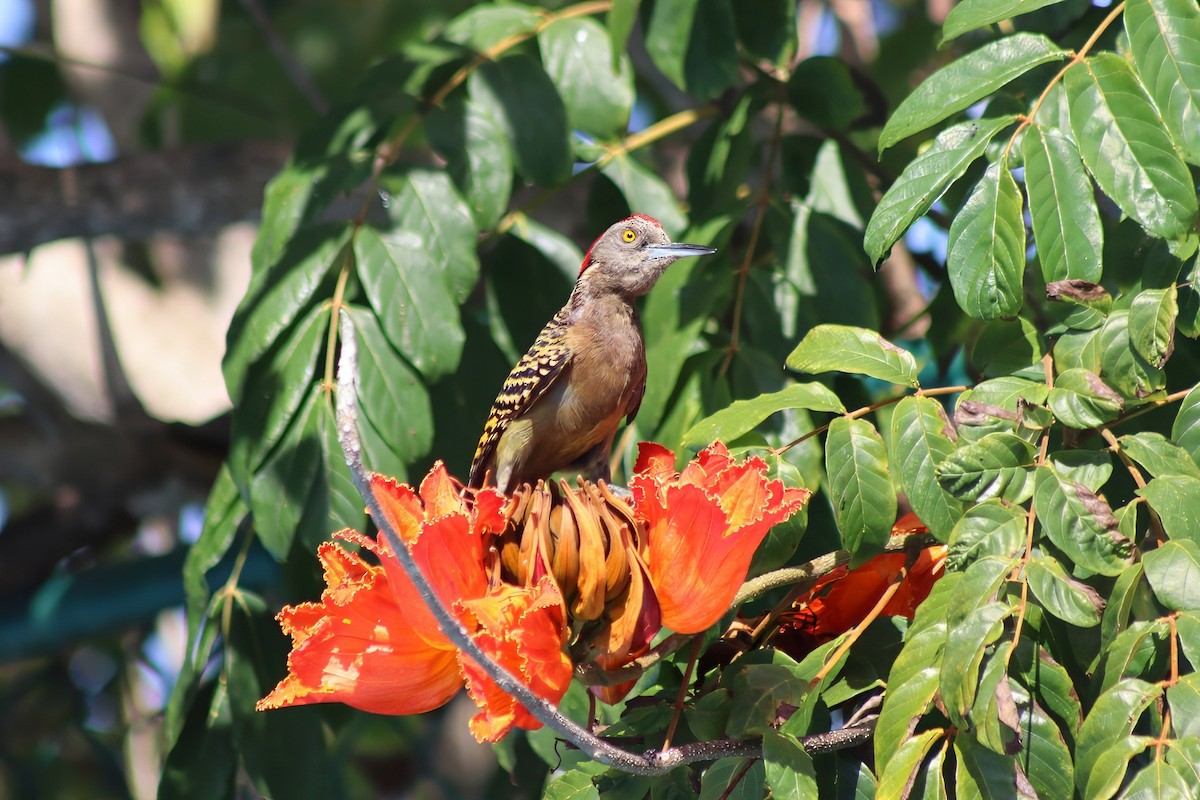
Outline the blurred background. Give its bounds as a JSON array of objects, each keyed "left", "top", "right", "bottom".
[{"left": 0, "top": 0, "right": 942, "bottom": 796}]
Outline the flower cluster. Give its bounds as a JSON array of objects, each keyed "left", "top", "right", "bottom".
[{"left": 258, "top": 443, "right": 811, "bottom": 741}]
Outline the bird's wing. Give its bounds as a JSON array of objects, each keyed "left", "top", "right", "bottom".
[{"left": 468, "top": 309, "right": 574, "bottom": 487}]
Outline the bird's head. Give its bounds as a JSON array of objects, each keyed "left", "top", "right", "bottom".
[{"left": 577, "top": 214, "right": 716, "bottom": 298}]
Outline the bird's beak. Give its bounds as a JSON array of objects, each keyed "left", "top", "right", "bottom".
[{"left": 646, "top": 242, "right": 717, "bottom": 260}]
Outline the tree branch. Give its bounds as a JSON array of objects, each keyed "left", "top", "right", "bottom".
[{"left": 0, "top": 141, "right": 290, "bottom": 254}]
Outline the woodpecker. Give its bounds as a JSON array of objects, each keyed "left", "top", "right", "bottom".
[{"left": 468, "top": 214, "right": 716, "bottom": 493}]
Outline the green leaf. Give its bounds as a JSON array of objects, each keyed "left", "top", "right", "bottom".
[
  {"left": 1025, "top": 555, "right": 1103, "bottom": 626},
  {"left": 1138, "top": 475, "right": 1200, "bottom": 545},
  {"left": 378, "top": 169, "right": 479, "bottom": 304},
  {"left": 970, "top": 317, "right": 1044, "bottom": 379},
  {"left": 544, "top": 768, "right": 601, "bottom": 800},
  {"left": 1172, "top": 383, "right": 1200, "bottom": 466},
  {"left": 469, "top": 56, "right": 572, "bottom": 186},
  {"left": 355, "top": 225, "right": 465, "bottom": 380},
  {"left": 1143, "top": 539, "right": 1200, "bottom": 610},
  {"left": 889, "top": 396, "right": 964, "bottom": 541},
  {"left": 875, "top": 728, "right": 945, "bottom": 800},
  {"left": 936, "top": 432, "right": 1036, "bottom": 503},
  {"left": 1075, "top": 678, "right": 1163, "bottom": 795},
  {"left": 865, "top": 116, "right": 1017, "bottom": 265},
  {"left": 825, "top": 417, "right": 897, "bottom": 561},
  {"left": 1129, "top": 286, "right": 1178, "bottom": 367},
  {"left": 947, "top": 500, "right": 1027, "bottom": 569},
  {"left": 444, "top": 3, "right": 541, "bottom": 50},
  {"left": 249, "top": 386, "right": 323, "bottom": 559},
  {"left": 425, "top": 95, "right": 513, "bottom": 230},
  {"left": 600, "top": 155, "right": 688, "bottom": 237},
  {"left": 645, "top": 0, "right": 739, "bottom": 101},
  {"left": 953, "top": 725, "right": 1019, "bottom": 797},
  {"left": 226, "top": 600, "right": 335, "bottom": 799},
  {"left": 786, "top": 324, "right": 920, "bottom": 387},
  {"left": 1096, "top": 310, "right": 1166, "bottom": 401},
  {"left": 699, "top": 758, "right": 766, "bottom": 800},
  {"left": 941, "top": 0, "right": 1070, "bottom": 43},
  {"left": 1033, "top": 465, "right": 1132, "bottom": 576},
  {"left": 879, "top": 33, "right": 1066, "bottom": 151},
  {"left": 1022, "top": 124, "right": 1103, "bottom": 283},
  {"left": 875, "top": 626, "right": 945, "bottom": 771},
  {"left": 1167, "top": 674, "right": 1200, "bottom": 739},
  {"left": 1046, "top": 367, "right": 1124, "bottom": 429},
  {"left": 607, "top": 0, "right": 640, "bottom": 57},
  {"left": 224, "top": 224, "right": 347, "bottom": 403},
  {"left": 228, "top": 302, "right": 329, "bottom": 488},
  {"left": 788, "top": 57, "right": 869, "bottom": 131},
  {"left": 682, "top": 382, "right": 845, "bottom": 448},
  {"left": 539, "top": 17, "right": 634, "bottom": 139},
  {"left": 1065, "top": 53, "right": 1199, "bottom": 240},
  {"left": 1125, "top": 0, "right": 1200, "bottom": 164},
  {"left": 1083, "top": 735, "right": 1155, "bottom": 799},
  {"left": 159, "top": 681, "right": 236, "bottom": 800},
  {"left": 1101, "top": 619, "right": 1169, "bottom": 691},
  {"left": 1014, "top": 694, "right": 1075, "bottom": 800},
  {"left": 1117, "top": 432, "right": 1200, "bottom": 479},
  {"left": 347, "top": 307, "right": 433, "bottom": 469},
  {"left": 762, "top": 730, "right": 818, "bottom": 800},
  {"left": 1179, "top": 611, "right": 1200, "bottom": 668},
  {"left": 1098, "top": 562, "right": 1146, "bottom": 668},
  {"left": 947, "top": 162, "right": 1026, "bottom": 321},
  {"left": 1122, "top": 758, "right": 1196, "bottom": 800},
  {"left": 1046, "top": 449, "right": 1113, "bottom": 492},
  {"left": 941, "top": 602, "right": 1011, "bottom": 723},
  {"left": 726, "top": 661, "right": 808, "bottom": 738}
]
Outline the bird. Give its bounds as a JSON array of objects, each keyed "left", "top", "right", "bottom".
[{"left": 467, "top": 214, "right": 716, "bottom": 493}]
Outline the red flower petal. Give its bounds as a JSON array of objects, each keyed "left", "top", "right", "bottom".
[
  {"left": 257, "top": 542, "right": 462, "bottom": 715},
  {"left": 457, "top": 577, "right": 572, "bottom": 742}
]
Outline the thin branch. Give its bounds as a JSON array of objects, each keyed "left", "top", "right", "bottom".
[
  {"left": 237, "top": 0, "right": 329, "bottom": 113},
  {"left": 773, "top": 385, "right": 966, "bottom": 456},
  {"left": 720, "top": 102, "right": 786, "bottom": 376}
]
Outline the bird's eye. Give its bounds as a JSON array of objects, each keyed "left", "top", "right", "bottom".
[{"left": 621, "top": 228, "right": 637, "bottom": 243}]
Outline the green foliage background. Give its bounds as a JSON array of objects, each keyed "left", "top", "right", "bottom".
[{"left": 7, "top": 0, "right": 1200, "bottom": 796}]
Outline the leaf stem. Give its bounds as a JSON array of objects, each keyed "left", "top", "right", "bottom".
[
  {"left": 773, "top": 385, "right": 966, "bottom": 456},
  {"left": 721, "top": 102, "right": 786, "bottom": 377},
  {"left": 1001, "top": 1, "right": 1126, "bottom": 159}
]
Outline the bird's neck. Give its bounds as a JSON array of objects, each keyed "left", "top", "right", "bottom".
[{"left": 566, "top": 280, "right": 640, "bottom": 331}]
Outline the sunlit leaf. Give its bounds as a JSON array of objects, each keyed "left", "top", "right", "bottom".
[
  {"left": 947, "top": 162, "right": 1026, "bottom": 321},
  {"left": 1138, "top": 475, "right": 1200, "bottom": 545},
  {"left": 1022, "top": 124, "right": 1103, "bottom": 283},
  {"left": 1065, "top": 53, "right": 1198, "bottom": 239},
  {"left": 947, "top": 500, "right": 1027, "bottom": 570},
  {"left": 1117, "top": 431, "right": 1200, "bottom": 479},
  {"left": 941, "top": 0, "right": 1071, "bottom": 42},
  {"left": 1143, "top": 539, "right": 1200, "bottom": 610},
  {"left": 763, "top": 730, "right": 818, "bottom": 800},
  {"left": 1046, "top": 368, "right": 1124, "bottom": 429},
  {"left": 540, "top": 17, "right": 634, "bottom": 138},
  {"left": 1025, "top": 555, "right": 1102, "bottom": 627},
  {"left": 1125, "top": 0, "right": 1200, "bottom": 164},
  {"left": 1033, "top": 465, "right": 1132, "bottom": 576},
  {"left": 786, "top": 324, "right": 919, "bottom": 387},
  {"left": 1075, "top": 678, "right": 1163, "bottom": 795},
  {"left": 889, "top": 396, "right": 963, "bottom": 542},
  {"left": 936, "top": 432, "right": 1036, "bottom": 503},
  {"left": 683, "top": 382, "right": 844, "bottom": 448},
  {"left": 1129, "top": 286, "right": 1178, "bottom": 368},
  {"left": 879, "top": 33, "right": 1065, "bottom": 151},
  {"left": 865, "top": 116, "right": 1017, "bottom": 264},
  {"left": 826, "top": 417, "right": 897, "bottom": 561}
]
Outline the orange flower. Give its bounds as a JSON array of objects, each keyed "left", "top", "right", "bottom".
[
  {"left": 632, "top": 442, "right": 812, "bottom": 634},
  {"left": 775, "top": 514, "right": 948, "bottom": 654},
  {"left": 258, "top": 464, "right": 571, "bottom": 742}
]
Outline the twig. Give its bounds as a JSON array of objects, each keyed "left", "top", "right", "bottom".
[{"left": 238, "top": 0, "right": 329, "bottom": 113}]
